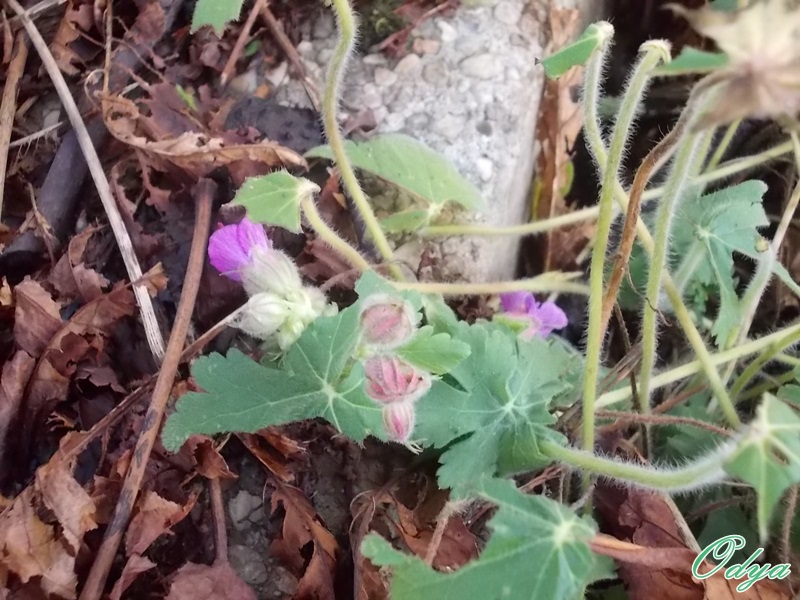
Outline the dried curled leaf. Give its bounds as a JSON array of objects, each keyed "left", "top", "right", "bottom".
[
  {"left": 672, "top": 0, "right": 800, "bottom": 127},
  {"left": 102, "top": 95, "right": 306, "bottom": 177}
]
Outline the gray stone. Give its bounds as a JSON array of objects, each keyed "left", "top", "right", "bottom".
[
  {"left": 229, "top": 545, "right": 267, "bottom": 585},
  {"left": 394, "top": 54, "right": 422, "bottom": 75},
  {"left": 433, "top": 114, "right": 466, "bottom": 141},
  {"left": 437, "top": 21, "right": 458, "bottom": 43},
  {"left": 363, "top": 53, "right": 388, "bottom": 66},
  {"left": 296, "top": 40, "right": 315, "bottom": 59},
  {"left": 494, "top": 1, "right": 523, "bottom": 25},
  {"left": 312, "top": 12, "right": 335, "bottom": 39},
  {"left": 374, "top": 67, "right": 398, "bottom": 87},
  {"left": 423, "top": 62, "right": 448, "bottom": 85},
  {"left": 460, "top": 53, "right": 497, "bottom": 79},
  {"left": 362, "top": 84, "right": 383, "bottom": 110},
  {"left": 476, "top": 157, "right": 494, "bottom": 182},
  {"left": 412, "top": 38, "right": 442, "bottom": 55},
  {"left": 229, "top": 491, "right": 262, "bottom": 531}
]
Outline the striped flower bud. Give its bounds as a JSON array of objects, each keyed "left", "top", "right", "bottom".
[
  {"left": 363, "top": 355, "right": 431, "bottom": 405},
  {"left": 359, "top": 294, "right": 416, "bottom": 349},
  {"left": 382, "top": 401, "right": 416, "bottom": 444}
]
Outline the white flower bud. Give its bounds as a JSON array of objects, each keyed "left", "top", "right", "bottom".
[
  {"left": 237, "top": 293, "right": 292, "bottom": 339},
  {"left": 241, "top": 247, "right": 302, "bottom": 297}
]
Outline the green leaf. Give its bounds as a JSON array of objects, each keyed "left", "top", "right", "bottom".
[
  {"left": 191, "top": 0, "right": 245, "bottom": 36},
  {"left": 671, "top": 181, "right": 769, "bottom": 344},
  {"left": 710, "top": 0, "right": 740, "bottom": 11},
  {"left": 361, "top": 478, "right": 601, "bottom": 600},
  {"left": 162, "top": 306, "right": 383, "bottom": 451},
  {"left": 379, "top": 209, "right": 430, "bottom": 233},
  {"left": 655, "top": 48, "right": 728, "bottom": 76},
  {"left": 539, "top": 22, "right": 612, "bottom": 79},
  {"left": 305, "top": 134, "right": 483, "bottom": 210},
  {"left": 232, "top": 171, "right": 319, "bottom": 233},
  {"left": 725, "top": 394, "right": 800, "bottom": 541},
  {"left": 434, "top": 323, "right": 573, "bottom": 492},
  {"left": 395, "top": 326, "right": 470, "bottom": 374}
]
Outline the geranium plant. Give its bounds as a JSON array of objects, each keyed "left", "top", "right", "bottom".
[{"left": 173, "top": 0, "right": 800, "bottom": 597}]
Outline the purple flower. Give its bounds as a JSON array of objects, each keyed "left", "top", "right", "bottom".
[
  {"left": 499, "top": 291, "right": 568, "bottom": 339},
  {"left": 208, "top": 217, "right": 272, "bottom": 282}
]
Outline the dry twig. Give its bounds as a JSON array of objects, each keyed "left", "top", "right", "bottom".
[
  {"left": 6, "top": 0, "right": 167, "bottom": 362},
  {"left": 79, "top": 180, "right": 215, "bottom": 600},
  {"left": 0, "top": 31, "right": 28, "bottom": 217},
  {"left": 221, "top": 0, "right": 268, "bottom": 86}
]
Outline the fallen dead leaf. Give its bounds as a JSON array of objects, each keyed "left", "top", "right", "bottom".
[
  {"left": 237, "top": 431, "right": 298, "bottom": 482},
  {"left": 102, "top": 95, "right": 306, "bottom": 178},
  {"left": 0, "top": 278, "right": 11, "bottom": 307},
  {"left": 270, "top": 483, "right": 338, "bottom": 600},
  {"left": 0, "top": 351, "right": 35, "bottom": 474},
  {"left": 126, "top": 489, "right": 199, "bottom": 556},
  {"left": 49, "top": 226, "right": 109, "bottom": 303},
  {"left": 109, "top": 555, "right": 156, "bottom": 600},
  {"left": 22, "top": 283, "right": 136, "bottom": 449},
  {"left": 192, "top": 438, "right": 238, "bottom": 481},
  {"left": 594, "top": 485, "right": 791, "bottom": 599},
  {"left": 166, "top": 561, "right": 256, "bottom": 600},
  {"left": 13, "top": 279, "right": 62, "bottom": 357},
  {"left": 50, "top": 1, "right": 94, "bottom": 75}
]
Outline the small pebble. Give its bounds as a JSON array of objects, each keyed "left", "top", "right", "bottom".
[
  {"left": 296, "top": 40, "right": 315, "bottom": 59},
  {"left": 312, "top": 13, "right": 335, "bottom": 39},
  {"left": 362, "top": 84, "right": 383, "bottom": 110},
  {"left": 423, "top": 62, "right": 448, "bottom": 85},
  {"left": 460, "top": 53, "right": 497, "bottom": 79},
  {"left": 228, "top": 491, "right": 262, "bottom": 531},
  {"left": 476, "top": 157, "right": 494, "bottom": 181},
  {"left": 412, "top": 38, "right": 441, "bottom": 55},
  {"left": 433, "top": 114, "right": 466, "bottom": 141},
  {"left": 394, "top": 54, "right": 422, "bottom": 75},
  {"left": 229, "top": 545, "right": 268, "bottom": 586},
  {"left": 363, "top": 53, "right": 389, "bottom": 66},
  {"left": 437, "top": 21, "right": 458, "bottom": 43},
  {"left": 494, "top": 1, "right": 523, "bottom": 25},
  {"left": 374, "top": 67, "right": 398, "bottom": 87}
]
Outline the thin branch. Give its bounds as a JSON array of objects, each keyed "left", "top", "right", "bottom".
[
  {"left": 221, "top": 0, "right": 267, "bottom": 87},
  {"left": 7, "top": 0, "right": 166, "bottom": 362},
  {"left": 595, "top": 409, "right": 732, "bottom": 438},
  {"left": 79, "top": 181, "right": 215, "bottom": 600},
  {"left": 0, "top": 31, "right": 28, "bottom": 217},
  {"left": 209, "top": 478, "right": 228, "bottom": 564}
]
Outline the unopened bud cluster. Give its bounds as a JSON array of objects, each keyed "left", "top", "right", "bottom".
[
  {"left": 208, "top": 217, "right": 334, "bottom": 350},
  {"left": 358, "top": 294, "right": 430, "bottom": 446}
]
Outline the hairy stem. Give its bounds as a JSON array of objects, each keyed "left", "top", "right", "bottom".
[
  {"left": 638, "top": 128, "right": 703, "bottom": 424},
  {"left": 325, "top": 0, "right": 403, "bottom": 280},
  {"left": 583, "top": 41, "right": 669, "bottom": 457},
  {"left": 300, "top": 195, "right": 372, "bottom": 272},
  {"left": 598, "top": 319, "right": 800, "bottom": 407},
  {"left": 392, "top": 272, "right": 590, "bottom": 296},
  {"left": 540, "top": 439, "right": 732, "bottom": 492},
  {"left": 729, "top": 323, "right": 800, "bottom": 400}
]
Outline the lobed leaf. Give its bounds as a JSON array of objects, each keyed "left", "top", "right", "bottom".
[
  {"left": 655, "top": 48, "right": 728, "bottom": 76},
  {"left": 191, "top": 0, "right": 245, "bottom": 36},
  {"left": 539, "top": 22, "right": 612, "bottom": 79},
  {"left": 395, "top": 326, "right": 470, "bottom": 375},
  {"left": 361, "top": 478, "right": 601, "bottom": 600},
  {"left": 162, "top": 307, "right": 383, "bottom": 451},
  {"left": 232, "top": 171, "right": 319, "bottom": 233},
  {"left": 725, "top": 394, "right": 800, "bottom": 541},
  {"left": 305, "top": 134, "right": 483, "bottom": 210}
]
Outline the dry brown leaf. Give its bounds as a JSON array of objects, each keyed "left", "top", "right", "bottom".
[
  {"left": 35, "top": 458, "right": 97, "bottom": 553},
  {"left": 594, "top": 485, "right": 791, "bottom": 599},
  {"left": 166, "top": 561, "right": 256, "bottom": 600},
  {"left": 49, "top": 226, "right": 109, "bottom": 303},
  {"left": 193, "top": 438, "right": 238, "bottom": 481},
  {"left": 49, "top": 2, "right": 93, "bottom": 75},
  {"left": 102, "top": 95, "right": 306, "bottom": 177},
  {"left": 532, "top": 7, "right": 592, "bottom": 273},
  {"left": 270, "top": 483, "right": 338, "bottom": 599},
  {"left": 23, "top": 284, "right": 135, "bottom": 444},
  {"left": 0, "top": 278, "right": 12, "bottom": 308},
  {"left": 125, "top": 490, "right": 199, "bottom": 556},
  {"left": 109, "top": 555, "right": 156, "bottom": 600},
  {"left": 392, "top": 500, "right": 478, "bottom": 570},
  {"left": 0, "top": 351, "right": 35, "bottom": 472},
  {"left": 13, "top": 279, "right": 62, "bottom": 357},
  {"left": 237, "top": 431, "right": 298, "bottom": 482}
]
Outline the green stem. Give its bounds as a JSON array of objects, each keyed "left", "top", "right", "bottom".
[
  {"left": 300, "top": 195, "right": 372, "bottom": 272},
  {"left": 583, "top": 41, "right": 670, "bottom": 455},
  {"left": 639, "top": 129, "right": 704, "bottom": 422},
  {"left": 597, "top": 320, "right": 800, "bottom": 407},
  {"left": 540, "top": 439, "right": 732, "bottom": 492},
  {"left": 391, "top": 272, "right": 590, "bottom": 296},
  {"left": 730, "top": 324, "right": 800, "bottom": 400},
  {"left": 416, "top": 140, "right": 792, "bottom": 240},
  {"left": 706, "top": 118, "right": 741, "bottom": 171},
  {"left": 325, "top": 0, "right": 403, "bottom": 280}
]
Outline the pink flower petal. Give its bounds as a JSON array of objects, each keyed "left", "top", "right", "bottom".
[{"left": 207, "top": 217, "right": 271, "bottom": 282}]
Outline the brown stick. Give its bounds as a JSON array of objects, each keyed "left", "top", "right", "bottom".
[
  {"left": 259, "top": 4, "right": 320, "bottom": 111},
  {"left": 595, "top": 409, "right": 732, "bottom": 438},
  {"left": 209, "top": 478, "right": 228, "bottom": 564},
  {"left": 599, "top": 124, "right": 683, "bottom": 337},
  {"left": 220, "top": 0, "right": 268, "bottom": 86},
  {"left": 79, "top": 180, "right": 215, "bottom": 600},
  {"left": 0, "top": 31, "right": 28, "bottom": 217}
]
